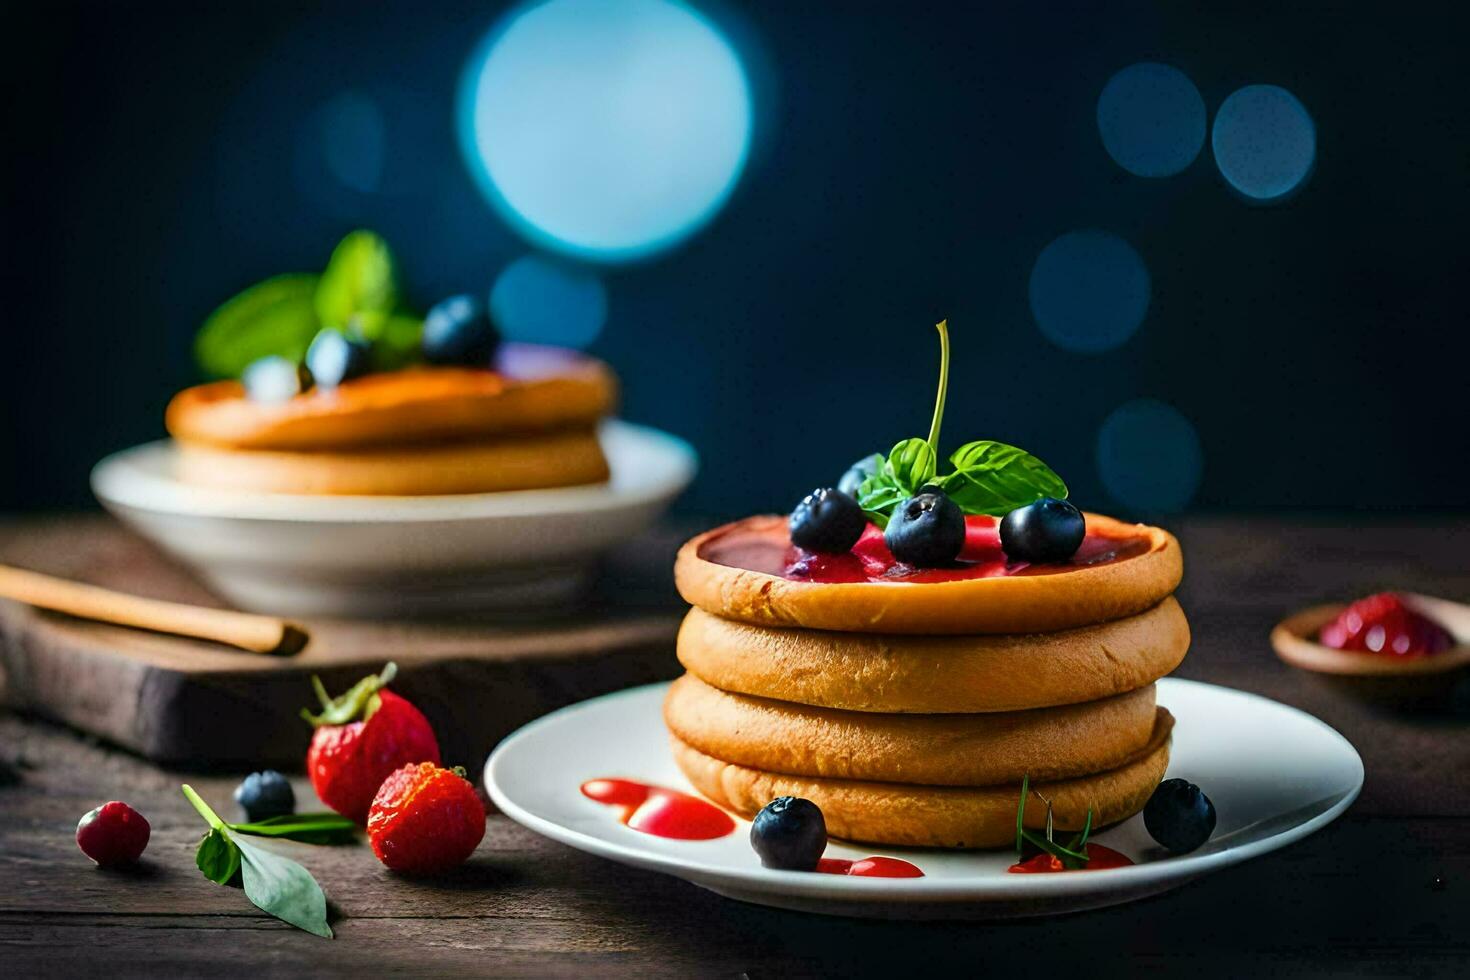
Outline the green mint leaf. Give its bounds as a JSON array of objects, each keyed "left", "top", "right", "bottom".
[
  {"left": 235, "top": 836, "right": 333, "bottom": 939},
  {"left": 940, "top": 441, "right": 1068, "bottom": 516},
  {"left": 301, "top": 662, "right": 397, "bottom": 727},
  {"left": 195, "top": 273, "right": 321, "bottom": 379},
  {"left": 314, "top": 230, "right": 397, "bottom": 330},
  {"left": 883, "top": 438, "right": 937, "bottom": 496},
  {"left": 228, "top": 813, "right": 358, "bottom": 846},
  {"left": 195, "top": 828, "right": 242, "bottom": 885}
]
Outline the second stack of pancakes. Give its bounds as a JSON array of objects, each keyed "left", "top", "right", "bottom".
[{"left": 666, "top": 514, "right": 1189, "bottom": 848}]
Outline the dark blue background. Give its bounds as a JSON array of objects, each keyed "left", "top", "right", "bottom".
[{"left": 5, "top": 1, "right": 1467, "bottom": 518}]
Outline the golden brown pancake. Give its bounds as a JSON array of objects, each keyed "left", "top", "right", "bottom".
[
  {"left": 672, "top": 709, "right": 1173, "bottom": 848},
  {"left": 674, "top": 513, "right": 1183, "bottom": 635},
  {"left": 166, "top": 345, "right": 617, "bottom": 451},
  {"left": 664, "top": 673, "right": 1160, "bottom": 786},
  {"left": 173, "top": 428, "right": 609, "bottom": 496},
  {"left": 677, "top": 598, "right": 1188, "bottom": 713}
]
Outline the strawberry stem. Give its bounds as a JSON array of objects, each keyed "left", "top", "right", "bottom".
[{"left": 182, "top": 784, "right": 226, "bottom": 831}]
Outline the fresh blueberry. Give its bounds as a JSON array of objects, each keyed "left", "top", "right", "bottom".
[
  {"left": 422, "top": 294, "right": 500, "bottom": 366},
  {"left": 837, "top": 455, "right": 881, "bottom": 497},
  {"left": 999, "top": 497, "right": 1085, "bottom": 564},
  {"left": 751, "top": 797, "right": 827, "bottom": 871},
  {"left": 234, "top": 770, "right": 296, "bottom": 822},
  {"left": 790, "top": 487, "right": 866, "bottom": 553},
  {"left": 242, "top": 356, "right": 308, "bottom": 404},
  {"left": 305, "top": 327, "right": 372, "bottom": 390},
  {"left": 884, "top": 488, "right": 965, "bottom": 566},
  {"left": 1143, "top": 778, "right": 1216, "bottom": 854}
]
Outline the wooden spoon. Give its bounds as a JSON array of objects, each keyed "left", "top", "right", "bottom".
[
  {"left": 1271, "top": 593, "right": 1470, "bottom": 677},
  {"left": 0, "top": 563, "right": 308, "bottom": 656}
]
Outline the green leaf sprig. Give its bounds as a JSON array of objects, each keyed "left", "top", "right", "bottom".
[
  {"left": 853, "top": 320, "right": 1069, "bottom": 528},
  {"left": 182, "top": 785, "right": 335, "bottom": 938},
  {"left": 1013, "top": 774, "right": 1095, "bottom": 870},
  {"left": 195, "top": 230, "right": 422, "bottom": 379}
]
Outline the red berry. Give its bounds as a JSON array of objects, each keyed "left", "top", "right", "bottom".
[
  {"left": 76, "top": 802, "right": 150, "bottom": 866},
  {"left": 367, "top": 762, "right": 486, "bottom": 875},
  {"left": 1319, "top": 592, "right": 1455, "bottom": 657},
  {"left": 308, "top": 689, "right": 441, "bottom": 825}
]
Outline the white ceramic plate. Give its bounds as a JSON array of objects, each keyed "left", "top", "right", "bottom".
[
  {"left": 91, "top": 420, "right": 696, "bottom": 617},
  {"left": 486, "top": 678, "right": 1363, "bottom": 918}
]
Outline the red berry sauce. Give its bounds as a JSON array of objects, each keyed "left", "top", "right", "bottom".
[
  {"left": 816, "top": 856, "right": 925, "bottom": 878},
  {"left": 581, "top": 778, "right": 735, "bottom": 840},
  {"left": 1007, "top": 843, "right": 1133, "bottom": 874},
  {"left": 703, "top": 516, "right": 1151, "bottom": 584},
  {"left": 1319, "top": 593, "right": 1455, "bottom": 657}
]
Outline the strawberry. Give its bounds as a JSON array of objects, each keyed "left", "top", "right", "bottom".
[
  {"left": 1319, "top": 592, "right": 1454, "bottom": 657},
  {"left": 367, "top": 762, "right": 486, "bottom": 875},
  {"left": 303, "top": 663, "right": 441, "bottom": 825}
]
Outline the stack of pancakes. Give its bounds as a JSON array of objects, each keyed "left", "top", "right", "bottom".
[
  {"left": 666, "top": 513, "right": 1187, "bottom": 848},
  {"left": 165, "top": 344, "right": 617, "bottom": 496}
]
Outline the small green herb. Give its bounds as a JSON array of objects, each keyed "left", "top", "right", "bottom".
[
  {"left": 182, "top": 785, "right": 334, "bottom": 939},
  {"left": 853, "top": 320, "right": 1069, "bottom": 526},
  {"left": 1012, "top": 778, "right": 1093, "bottom": 870},
  {"left": 193, "top": 232, "right": 422, "bottom": 379}
]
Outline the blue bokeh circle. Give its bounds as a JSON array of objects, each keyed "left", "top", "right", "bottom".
[
  {"left": 1097, "top": 62, "right": 1207, "bottom": 178},
  {"left": 1212, "top": 84, "right": 1316, "bottom": 201}
]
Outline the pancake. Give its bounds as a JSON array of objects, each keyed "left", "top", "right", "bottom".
[
  {"left": 672, "top": 709, "right": 1173, "bottom": 848},
  {"left": 664, "top": 673, "right": 1160, "bottom": 786},
  {"left": 675, "top": 513, "right": 1182, "bottom": 634},
  {"left": 677, "top": 598, "right": 1188, "bottom": 713},
  {"left": 167, "top": 344, "right": 617, "bottom": 451},
  {"left": 174, "top": 428, "right": 609, "bottom": 496}
]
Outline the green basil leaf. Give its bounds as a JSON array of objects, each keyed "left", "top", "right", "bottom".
[
  {"left": 236, "top": 836, "right": 333, "bottom": 939},
  {"left": 368, "top": 313, "right": 425, "bottom": 372},
  {"left": 315, "top": 230, "right": 397, "bottom": 330},
  {"left": 195, "top": 828, "right": 241, "bottom": 885},
  {"left": 194, "top": 274, "right": 321, "bottom": 379},
  {"left": 855, "top": 470, "right": 905, "bottom": 529},
  {"left": 229, "top": 813, "right": 358, "bottom": 846},
  {"left": 941, "top": 440, "right": 1068, "bottom": 516},
  {"left": 883, "top": 438, "right": 937, "bottom": 496}
]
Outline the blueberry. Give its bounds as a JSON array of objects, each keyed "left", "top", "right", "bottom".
[
  {"left": 305, "top": 327, "right": 371, "bottom": 390},
  {"left": 1143, "top": 778, "right": 1216, "bottom": 854},
  {"left": 790, "top": 487, "right": 866, "bottom": 553},
  {"left": 884, "top": 488, "right": 965, "bottom": 566},
  {"left": 242, "top": 356, "right": 308, "bottom": 404},
  {"left": 234, "top": 770, "right": 295, "bottom": 822},
  {"left": 751, "top": 797, "right": 827, "bottom": 870},
  {"left": 422, "top": 294, "right": 500, "bottom": 366},
  {"left": 999, "top": 497, "right": 1085, "bottom": 564},
  {"left": 837, "top": 455, "right": 881, "bottom": 497}
]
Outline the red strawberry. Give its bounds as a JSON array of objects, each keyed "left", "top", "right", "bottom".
[
  {"left": 1319, "top": 592, "right": 1455, "bottom": 657},
  {"left": 367, "top": 762, "right": 486, "bottom": 875},
  {"left": 303, "top": 663, "right": 441, "bottom": 825}
]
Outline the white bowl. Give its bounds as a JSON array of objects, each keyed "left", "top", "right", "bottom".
[{"left": 91, "top": 421, "right": 697, "bottom": 618}]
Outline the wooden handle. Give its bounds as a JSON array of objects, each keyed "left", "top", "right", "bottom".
[{"left": 0, "top": 563, "right": 308, "bottom": 656}]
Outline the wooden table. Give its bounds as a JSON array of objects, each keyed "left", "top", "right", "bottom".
[{"left": 2, "top": 515, "right": 1468, "bottom": 977}]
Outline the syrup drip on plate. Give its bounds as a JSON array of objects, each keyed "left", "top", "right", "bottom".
[
  {"left": 816, "top": 856, "right": 925, "bottom": 878},
  {"left": 581, "top": 778, "right": 735, "bottom": 840},
  {"left": 1007, "top": 843, "right": 1133, "bottom": 873}
]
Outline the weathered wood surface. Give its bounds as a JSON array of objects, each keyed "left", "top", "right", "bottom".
[
  {"left": 2, "top": 514, "right": 1469, "bottom": 977},
  {"left": 0, "top": 517, "right": 687, "bottom": 767}
]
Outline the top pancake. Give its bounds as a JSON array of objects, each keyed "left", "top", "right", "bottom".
[
  {"left": 675, "top": 513, "right": 1183, "bottom": 634},
  {"left": 167, "top": 343, "right": 617, "bottom": 451}
]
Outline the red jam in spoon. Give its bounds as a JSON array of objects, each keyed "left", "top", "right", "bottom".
[{"left": 581, "top": 778, "right": 735, "bottom": 840}]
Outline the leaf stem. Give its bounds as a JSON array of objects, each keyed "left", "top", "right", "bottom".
[
  {"left": 926, "top": 319, "right": 950, "bottom": 457},
  {"left": 182, "top": 784, "right": 226, "bottom": 831}
]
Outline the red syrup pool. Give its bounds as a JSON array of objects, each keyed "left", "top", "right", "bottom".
[
  {"left": 816, "top": 856, "right": 925, "bottom": 878},
  {"left": 1007, "top": 843, "right": 1134, "bottom": 874},
  {"left": 700, "top": 516, "right": 1152, "bottom": 584},
  {"left": 580, "top": 778, "right": 735, "bottom": 840}
]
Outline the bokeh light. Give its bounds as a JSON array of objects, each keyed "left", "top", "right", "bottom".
[
  {"left": 490, "top": 255, "right": 609, "bottom": 349},
  {"left": 1096, "top": 62, "right": 1206, "bottom": 178},
  {"left": 458, "top": 0, "right": 753, "bottom": 262},
  {"left": 1096, "top": 398, "right": 1203, "bottom": 512},
  {"left": 1212, "top": 84, "right": 1316, "bottom": 201},
  {"left": 1028, "top": 230, "right": 1151, "bottom": 353}
]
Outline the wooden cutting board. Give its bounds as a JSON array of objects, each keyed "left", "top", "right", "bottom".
[{"left": 0, "top": 515, "right": 688, "bottom": 769}]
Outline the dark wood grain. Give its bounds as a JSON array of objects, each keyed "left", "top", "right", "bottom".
[{"left": 2, "top": 514, "right": 1469, "bottom": 978}]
